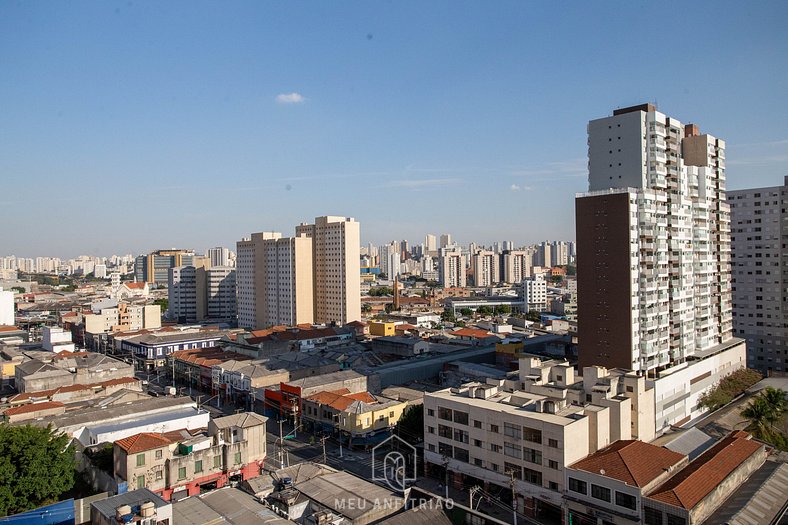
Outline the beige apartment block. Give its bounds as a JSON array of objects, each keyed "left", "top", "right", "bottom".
[
  {"left": 438, "top": 247, "right": 466, "bottom": 288},
  {"left": 296, "top": 216, "right": 361, "bottom": 325},
  {"left": 471, "top": 250, "right": 500, "bottom": 287},
  {"left": 502, "top": 250, "right": 533, "bottom": 284},
  {"left": 423, "top": 357, "right": 656, "bottom": 516}
]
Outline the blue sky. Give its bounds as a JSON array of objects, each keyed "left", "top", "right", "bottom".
[{"left": 2, "top": 1, "right": 787, "bottom": 258}]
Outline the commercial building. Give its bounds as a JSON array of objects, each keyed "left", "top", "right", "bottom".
[
  {"left": 236, "top": 231, "right": 314, "bottom": 329},
  {"left": 728, "top": 176, "right": 788, "bottom": 376},
  {"left": 14, "top": 352, "right": 134, "bottom": 393},
  {"left": 576, "top": 104, "right": 738, "bottom": 375},
  {"left": 522, "top": 274, "right": 548, "bottom": 312},
  {"left": 206, "top": 246, "right": 233, "bottom": 268},
  {"left": 113, "top": 412, "right": 267, "bottom": 501},
  {"left": 84, "top": 303, "right": 161, "bottom": 336},
  {"left": 423, "top": 357, "right": 657, "bottom": 520},
  {"left": 471, "top": 250, "right": 500, "bottom": 287},
  {"left": 439, "top": 247, "right": 466, "bottom": 288},
  {"left": 296, "top": 216, "right": 361, "bottom": 325},
  {"left": 134, "top": 249, "right": 195, "bottom": 285}
]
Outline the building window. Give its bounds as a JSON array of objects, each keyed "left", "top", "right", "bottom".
[
  {"left": 155, "top": 471, "right": 163, "bottom": 481},
  {"left": 504, "top": 462, "right": 522, "bottom": 479},
  {"left": 137, "top": 475, "right": 145, "bottom": 489},
  {"left": 548, "top": 438, "right": 559, "bottom": 448},
  {"left": 523, "top": 447, "right": 542, "bottom": 465},
  {"left": 548, "top": 460, "right": 559, "bottom": 470},
  {"left": 178, "top": 467, "right": 187, "bottom": 480},
  {"left": 473, "top": 420, "right": 482, "bottom": 429},
  {"left": 136, "top": 454, "right": 145, "bottom": 467},
  {"left": 454, "top": 429, "right": 469, "bottom": 444},
  {"left": 155, "top": 449, "right": 163, "bottom": 459},
  {"left": 523, "top": 427, "right": 542, "bottom": 444},
  {"left": 214, "top": 455, "right": 222, "bottom": 468},
  {"left": 616, "top": 491, "right": 637, "bottom": 510},
  {"left": 666, "top": 514, "right": 687, "bottom": 525},
  {"left": 549, "top": 481, "right": 558, "bottom": 491},
  {"left": 453, "top": 411, "right": 469, "bottom": 425},
  {"left": 474, "top": 458, "right": 483, "bottom": 467},
  {"left": 454, "top": 447, "right": 469, "bottom": 463},
  {"left": 504, "top": 422, "right": 521, "bottom": 439},
  {"left": 195, "top": 460, "right": 203, "bottom": 473},
  {"left": 523, "top": 468, "right": 542, "bottom": 486},
  {"left": 591, "top": 484, "right": 611, "bottom": 502},
  {"left": 504, "top": 442, "right": 521, "bottom": 458},
  {"left": 438, "top": 442, "right": 453, "bottom": 457},
  {"left": 473, "top": 439, "right": 483, "bottom": 447},
  {"left": 438, "top": 407, "right": 452, "bottom": 421},
  {"left": 568, "top": 478, "right": 587, "bottom": 495},
  {"left": 490, "top": 443, "right": 501, "bottom": 453},
  {"left": 490, "top": 424, "right": 499, "bottom": 433},
  {"left": 427, "top": 409, "right": 434, "bottom": 417},
  {"left": 427, "top": 426, "right": 435, "bottom": 434},
  {"left": 439, "top": 425, "right": 452, "bottom": 438},
  {"left": 234, "top": 452, "right": 242, "bottom": 465},
  {"left": 428, "top": 444, "right": 435, "bottom": 452}
]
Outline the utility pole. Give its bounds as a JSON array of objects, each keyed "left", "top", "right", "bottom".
[
  {"left": 469, "top": 485, "right": 481, "bottom": 509},
  {"left": 507, "top": 469, "right": 518, "bottom": 525},
  {"left": 320, "top": 435, "right": 328, "bottom": 464},
  {"left": 279, "top": 418, "right": 284, "bottom": 469}
]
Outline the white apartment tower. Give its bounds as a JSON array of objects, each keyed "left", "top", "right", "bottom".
[
  {"left": 295, "top": 216, "right": 361, "bottom": 325},
  {"left": 425, "top": 234, "right": 438, "bottom": 252},
  {"left": 206, "top": 247, "right": 232, "bottom": 268},
  {"left": 522, "top": 274, "right": 548, "bottom": 312},
  {"left": 471, "top": 250, "right": 500, "bottom": 287},
  {"left": 728, "top": 176, "right": 788, "bottom": 376},
  {"left": 439, "top": 247, "right": 466, "bottom": 288},
  {"left": 576, "top": 104, "right": 737, "bottom": 373},
  {"left": 236, "top": 232, "right": 314, "bottom": 329}
]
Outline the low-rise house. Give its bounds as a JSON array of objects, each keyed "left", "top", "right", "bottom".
[
  {"left": 564, "top": 440, "right": 688, "bottom": 525},
  {"left": 264, "top": 370, "right": 368, "bottom": 420},
  {"left": 6, "top": 376, "right": 140, "bottom": 406},
  {"left": 302, "top": 389, "right": 408, "bottom": 445},
  {"left": 14, "top": 352, "right": 134, "bottom": 392},
  {"left": 113, "top": 412, "right": 267, "bottom": 501},
  {"left": 371, "top": 336, "right": 429, "bottom": 357}
]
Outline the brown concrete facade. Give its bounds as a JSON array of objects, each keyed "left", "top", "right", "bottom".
[{"left": 576, "top": 192, "right": 634, "bottom": 370}]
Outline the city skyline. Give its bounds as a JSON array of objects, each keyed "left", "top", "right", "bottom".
[{"left": 2, "top": 2, "right": 787, "bottom": 257}]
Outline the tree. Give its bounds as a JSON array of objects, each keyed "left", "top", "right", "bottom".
[
  {"left": 698, "top": 368, "right": 763, "bottom": 411},
  {"left": 741, "top": 388, "right": 788, "bottom": 450},
  {"left": 494, "top": 305, "right": 511, "bottom": 315},
  {"left": 369, "top": 287, "right": 393, "bottom": 297},
  {"left": 153, "top": 298, "right": 168, "bottom": 312},
  {"left": 459, "top": 308, "right": 473, "bottom": 317},
  {"left": 477, "top": 305, "right": 493, "bottom": 315},
  {"left": 440, "top": 310, "right": 455, "bottom": 322},
  {"left": 551, "top": 274, "right": 563, "bottom": 284},
  {"left": 0, "top": 424, "right": 76, "bottom": 516},
  {"left": 361, "top": 303, "right": 372, "bottom": 313},
  {"left": 396, "top": 404, "right": 424, "bottom": 445},
  {"left": 10, "top": 287, "right": 25, "bottom": 294},
  {"left": 565, "top": 265, "right": 576, "bottom": 276},
  {"left": 525, "top": 311, "right": 541, "bottom": 322}
]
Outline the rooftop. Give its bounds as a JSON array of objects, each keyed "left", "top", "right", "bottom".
[
  {"left": 647, "top": 431, "right": 763, "bottom": 509},
  {"left": 212, "top": 412, "right": 268, "bottom": 430},
  {"left": 2, "top": 400, "right": 65, "bottom": 417},
  {"left": 570, "top": 440, "right": 686, "bottom": 487},
  {"left": 115, "top": 432, "right": 176, "bottom": 454},
  {"left": 91, "top": 489, "right": 169, "bottom": 519}
]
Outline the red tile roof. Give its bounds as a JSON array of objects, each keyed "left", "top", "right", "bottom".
[
  {"left": 124, "top": 282, "right": 147, "bottom": 290},
  {"left": 170, "top": 347, "right": 251, "bottom": 368},
  {"left": 306, "top": 389, "right": 377, "bottom": 411},
  {"left": 647, "top": 431, "right": 763, "bottom": 509},
  {"left": 3, "top": 401, "right": 65, "bottom": 416},
  {"left": 9, "top": 377, "right": 139, "bottom": 402},
  {"left": 570, "top": 440, "right": 686, "bottom": 487},
  {"left": 0, "top": 325, "right": 21, "bottom": 332},
  {"left": 452, "top": 328, "right": 494, "bottom": 338},
  {"left": 115, "top": 432, "right": 175, "bottom": 454}
]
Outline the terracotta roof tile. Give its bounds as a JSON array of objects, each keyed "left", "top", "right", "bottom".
[
  {"left": 647, "top": 432, "right": 763, "bottom": 509},
  {"left": 570, "top": 440, "right": 686, "bottom": 487},
  {"left": 124, "top": 282, "right": 146, "bottom": 290},
  {"left": 115, "top": 432, "right": 175, "bottom": 454},
  {"left": 0, "top": 325, "right": 21, "bottom": 332},
  {"left": 3, "top": 401, "right": 65, "bottom": 416},
  {"left": 452, "top": 328, "right": 494, "bottom": 338},
  {"left": 306, "top": 389, "right": 377, "bottom": 412}
]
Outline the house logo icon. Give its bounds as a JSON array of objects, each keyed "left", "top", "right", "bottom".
[{"left": 372, "top": 435, "right": 417, "bottom": 491}]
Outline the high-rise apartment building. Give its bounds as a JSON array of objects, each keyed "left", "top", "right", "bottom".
[
  {"left": 379, "top": 242, "right": 400, "bottom": 279},
  {"left": 206, "top": 266, "right": 237, "bottom": 323},
  {"left": 439, "top": 233, "right": 453, "bottom": 249},
  {"left": 439, "top": 247, "right": 466, "bottom": 288},
  {"left": 134, "top": 250, "right": 195, "bottom": 285},
  {"left": 503, "top": 250, "right": 533, "bottom": 284},
  {"left": 471, "top": 250, "right": 500, "bottom": 287},
  {"left": 167, "top": 265, "right": 236, "bottom": 324},
  {"left": 576, "top": 104, "right": 739, "bottom": 374},
  {"left": 425, "top": 234, "right": 437, "bottom": 252},
  {"left": 523, "top": 274, "right": 548, "bottom": 312},
  {"left": 550, "top": 241, "right": 570, "bottom": 266},
  {"left": 206, "top": 247, "right": 232, "bottom": 268},
  {"left": 537, "top": 242, "right": 552, "bottom": 268},
  {"left": 728, "top": 176, "right": 788, "bottom": 376},
  {"left": 236, "top": 232, "right": 314, "bottom": 329},
  {"left": 295, "top": 216, "right": 361, "bottom": 325}
]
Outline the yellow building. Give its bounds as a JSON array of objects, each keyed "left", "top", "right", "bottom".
[
  {"left": 302, "top": 389, "right": 409, "bottom": 439},
  {"left": 369, "top": 321, "right": 396, "bottom": 337}
]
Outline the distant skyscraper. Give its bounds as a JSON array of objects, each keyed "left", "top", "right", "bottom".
[
  {"left": 537, "top": 242, "right": 552, "bottom": 268},
  {"left": 134, "top": 249, "right": 195, "bottom": 284},
  {"left": 576, "top": 104, "right": 738, "bottom": 373},
  {"left": 206, "top": 247, "right": 232, "bottom": 268},
  {"left": 425, "top": 234, "right": 437, "bottom": 252},
  {"left": 439, "top": 247, "right": 466, "bottom": 288},
  {"left": 296, "top": 216, "right": 361, "bottom": 325},
  {"left": 728, "top": 176, "right": 788, "bottom": 376},
  {"left": 439, "top": 234, "right": 453, "bottom": 249},
  {"left": 502, "top": 250, "right": 533, "bottom": 284}
]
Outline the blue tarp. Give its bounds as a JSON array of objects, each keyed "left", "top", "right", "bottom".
[{"left": 0, "top": 499, "right": 74, "bottom": 525}]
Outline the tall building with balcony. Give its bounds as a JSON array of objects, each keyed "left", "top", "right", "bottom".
[
  {"left": 576, "top": 104, "right": 739, "bottom": 375},
  {"left": 169, "top": 266, "right": 237, "bottom": 324},
  {"left": 439, "top": 247, "right": 466, "bottom": 288},
  {"left": 728, "top": 176, "right": 788, "bottom": 376},
  {"left": 502, "top": 249, "right": 534, "bottom": 284},
  {"left": 296, "top": 216, "right": 361, "bottom": 325}
]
